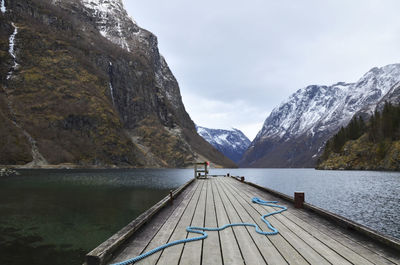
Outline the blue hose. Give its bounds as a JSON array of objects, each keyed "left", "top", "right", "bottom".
[{"left": 111, "top": 197, "right": 287, "bottom": 265}]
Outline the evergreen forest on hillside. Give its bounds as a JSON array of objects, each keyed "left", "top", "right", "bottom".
[{"left": 318, "top": 102, "right": 400, "bottom": 170}]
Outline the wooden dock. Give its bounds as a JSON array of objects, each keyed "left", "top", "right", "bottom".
[{"left": 86, "top": 177, "right": 400, "bottom": 265}]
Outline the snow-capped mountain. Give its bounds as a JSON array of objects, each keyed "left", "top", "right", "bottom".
[
  {"left": 197, "top": 126, "right": 250, "bottom": 163},
  {"left": 240, "top": 63, "right": 400, "bottom": 168}
]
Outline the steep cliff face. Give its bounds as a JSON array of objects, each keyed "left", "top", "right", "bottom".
[
  {"left": 0, "top": 0, "right": 235, "bottom": 168},
  {"left": 240, "top": 64, "right": 400, "bottom": 168}
]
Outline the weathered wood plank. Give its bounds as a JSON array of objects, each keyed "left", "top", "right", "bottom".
[
  {"left": 227, "top": 177, "right": 400, "bottom": 265},
  {"left": 94, "top": 175, "right": 400, "bottom": 265},
  {"left": 224, "top": 177, "right": 331, "bottom": 265},
  {"left": 201, "top": 180, "right": 223, "bottom": 265},
  {"left": 232, "top": 179, "right": 355, "bottom": 265},
  {"left": 179, "top": 180, "right": 207, "bottom": 265},
  {"left": 214, "top": 178, "right": 289, "bottom": 264},
  {"left": 226, "top": 178, "right": 382, "bottom": 265},
  {"left": 217, "top": 178, "right": 309, "bottom": 265},
  {"left": 288, "top": 206, "right": 400, "bottom": 265},
  {"left": 280, "top": 210, "right": 378, "bottom": 265},
  {"left": 215, "top": 178, "right": 267, "bottom": 264},
  {"left": 86, "top": 178, "right": 196, "bottom": 265},
  {"left": 156, "top": 180, "right": 205, "bottom": 265},
  {"left": 232, "top": 176, "right": 400, "bottom": 253},
  {"left": 109, "top": 180, "right": 200, "bottom": 265},
  {"left": 123, "top": 180, "right": 201, "bottom": 265},
  {"left": 212, "top": 178, "right": 245, "bottom": 265}
]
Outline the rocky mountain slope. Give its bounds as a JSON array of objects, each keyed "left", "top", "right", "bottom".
[
  {"left": 197, "top": 126, "right": 250, "bottom": 163},
  {"left": 240, "top": 64, "right": 400, "bottom": 168},
  {"left": 317, "top": 102, "right": 400, "bottom": 170},
  {"left": 0, "top": 0, "right": 235, "bottom": 168},
  {"left": 317, "top": 135, "right": 400, "bottom": 171}
]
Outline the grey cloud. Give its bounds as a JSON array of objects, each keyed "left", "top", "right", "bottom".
[{"left": 124, "top": 0, "right": 400, "bottom": 139}]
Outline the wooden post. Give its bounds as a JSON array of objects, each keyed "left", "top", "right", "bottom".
[
  {"left": 240, "top": 176, "right": 245, "bottom": 182},
  {"left": 294, "top": 192, "right": 304, "bottom": 208},
  {"left": 170, "top": 190, "right": 173, "bottom": 203}
]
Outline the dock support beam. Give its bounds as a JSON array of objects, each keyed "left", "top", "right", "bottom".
[{"left": 294, "top": 192, "right": 304, "bottom": 208}]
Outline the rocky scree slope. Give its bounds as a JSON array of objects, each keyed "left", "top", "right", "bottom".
[
  {"left": 0, "top": 0, "right": 235, "bottom": 168},
  {"left": 240, "top": 64, "right": 400, "bottom": 168},
  {"left": 197, "top": 126, "right": 250, "bottom": 163}
]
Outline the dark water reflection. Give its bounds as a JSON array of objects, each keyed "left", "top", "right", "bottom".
[{"left": 0, "top": 169, "right": 192, "bottom": 265}]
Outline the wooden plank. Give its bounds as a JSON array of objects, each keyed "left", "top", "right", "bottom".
[
  {"left": 156, "top": 180, "right": 205, "bottom": 265},
  {"left": 216, "top": 178, "right": 309, "bottom": 265},
  {"left": 91, "top": 174, "right": 400, "bottom": 265},
  {"left": 228, "top": 178, "right": 354, "bottom": 265},
  {"left": 179, "top": 180, "right": 208, "bottom": 265},
  {"left": 223, "top": 178, "right": 331, "bottom": 265},
  {"left": 211, "top": 177, "right": 245, "bottom": 265},
  {"left": 214, "top": 178, "right": 267, "bottom": 264},
  {"left": 214, "top": 178, "right": 289, "bottom": 264},
  {"left": 228, "top": 178, "right": 400, "bottom": 265},
  {"left": 109, "top": 180, "right": 200, "bottom": 264},
  {"left": 232, "top": 177, "right": 400, "bottom": 253},
  {"left": 86, "top": 178, "right": 196, "bottom": 265},
  {"left": 282, "top": 210, "right": 390, "bottom": 265},
  {"left": 110, "top": 180, "right": 200, "bottom": 265},
  {"left": 226, "top": 178, "right": 376, "bottom": 265},
  {"left": 201, "top": 180, "right": 223, "bottom": 265},
  {"left": 288, "top": 207, "right": 400, "bottom": 265}
]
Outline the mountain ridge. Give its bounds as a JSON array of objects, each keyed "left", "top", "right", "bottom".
[
  {"left": 240, "top": 63, "right": 400, "bottom": 168},
  {"left": 197, "top": 126, "right": 250, "bottom": 163}
]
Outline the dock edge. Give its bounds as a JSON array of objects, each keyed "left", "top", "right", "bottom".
[
  {"left": 85, "top": 178, "right": 196, "bottom": 265},
  {"left": 231, "top": 176, "right": 400, "bottom": 252}
]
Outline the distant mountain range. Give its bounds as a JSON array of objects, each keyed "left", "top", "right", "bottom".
[
  {"left": 240, "top": 63, "right": 400, "bottom": 168},
  {"left": 197, "top": 126, "right": 250, "bottom": 163}
]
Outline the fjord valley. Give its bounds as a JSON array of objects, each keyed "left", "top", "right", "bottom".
[
  {"left": 1, "top": 1, "right": 400, "bottom": 265},
  {"left": 0, "top": 0, "right": 235, "bottom": 169},
  {"left": 2, "top": 0, "right": 400, "bottom": 171}
]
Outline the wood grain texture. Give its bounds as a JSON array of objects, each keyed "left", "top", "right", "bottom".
[{"left": 95, "top": 177, "right": 400, "bottom": 265}]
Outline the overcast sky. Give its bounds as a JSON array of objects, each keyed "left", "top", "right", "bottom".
[{"left": 123, "top": 0, "right": 400, "bottom": 140}]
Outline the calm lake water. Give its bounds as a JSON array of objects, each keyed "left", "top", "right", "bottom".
[{"left": 0, "top": 168, "right": 399, "bottom": 265}]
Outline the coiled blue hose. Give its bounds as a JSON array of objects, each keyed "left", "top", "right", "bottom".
[{"left": 111, "top": 197, "right": 287, "bottom": 265}]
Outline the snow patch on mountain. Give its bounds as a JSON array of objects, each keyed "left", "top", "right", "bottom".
[
  {"left": 7, "top": 23, "right": 19, "bottom": 80},
  {"left": 243, "top": 63, "right": 400, "bottom": 167},
  {"left": 80, "top": 0, "right": 140, "bottom": 52},
  {"left": 1, "top": 0, "right": 6, "bottom": 13},
  {"left": 197, "top": 126, "right": 250, "bottom": 163},
  {"left": 258, "top": 64, "right": 400, "bottom": 143}
]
